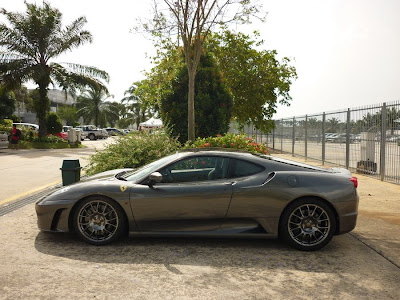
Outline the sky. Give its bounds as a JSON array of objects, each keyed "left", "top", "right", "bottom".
[{"left": 1, "top": 0, "right": 399, "bottom": 119}]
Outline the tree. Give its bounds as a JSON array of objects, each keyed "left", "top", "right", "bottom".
[
  {"left": 123, "top": 82, "right": 155, "bottom": 128},
  {"left": 326, "top": 117, "right": 341, "bottom": 133},
  {"left": 12, "top": 85, "right": 32, "bottom": 119},
  {"left": 104, "top": 101, "right": 125, "bottom": 128},
  {"left": 0, "top": 91, "right": 15, "bottom": 120},
  {"left": 57, "top": 106, "right": 79, "bottom": 126},
  {"left": 76, "top": 87, "right": 113, "bottom": 127},
  {"left": 161, "top": 51, "right": 232, "bottom": 143},
  {"left": 0, "top": 2, "right": 109, "bottom": 137},
  {"left": 207, "top": 30, "right": 297, "bottom": 132},
  {"left": 140, "top": 0, "right": 265, "bottom": 141}
]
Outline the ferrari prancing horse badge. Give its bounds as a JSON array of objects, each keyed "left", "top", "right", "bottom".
[{"left": 120, "top": 186, "right": 127, "bottom": 192}]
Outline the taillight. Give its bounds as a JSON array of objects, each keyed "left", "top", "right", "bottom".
[{"left": 350, "top": 176, "right": 358, "bottom": 188}]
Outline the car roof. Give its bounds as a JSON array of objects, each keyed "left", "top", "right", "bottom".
[{"left": 177, "top": 148, "right": 331, "bottom": 172}]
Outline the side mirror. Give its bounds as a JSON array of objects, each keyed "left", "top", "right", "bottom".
[{"left": 148, "top": 172, "right": 163, "bottom": 186}]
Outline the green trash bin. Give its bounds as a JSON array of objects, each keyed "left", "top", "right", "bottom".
[{"left": 60, "top": 159, "right": 82, "bottom": 186}]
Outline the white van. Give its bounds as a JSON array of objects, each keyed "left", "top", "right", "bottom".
[{"left": 13, "top": 123, "right": 39, "bottom": 131}]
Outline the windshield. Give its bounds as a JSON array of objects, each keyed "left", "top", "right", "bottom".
[{"left": 123, "top": 152, "right": 181, "bottom": 182}]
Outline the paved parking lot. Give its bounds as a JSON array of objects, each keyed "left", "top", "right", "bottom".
[{"left": 0, "top": 140, "right": 399, "bottom": 299}]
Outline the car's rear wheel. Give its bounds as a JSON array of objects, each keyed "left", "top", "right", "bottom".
[
  {"left": 73, "top": 197, "right": 126, "bottom": 245},
  {"left": 88, "top": 133, "right": 96, "bottom": 140},
  {"left": 279, "top": 198, "right": 336, "bottom": 251}
]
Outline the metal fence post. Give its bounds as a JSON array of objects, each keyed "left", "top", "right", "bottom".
[
  {"left": 380, "top": 103, "right": 387, "bottom": 181},
  {"left": 346, "top": 108, "right": 351, "bottom": 169},
  {"left": 272, "top": 128, "right": 275, "bottom": 149},
  {"left": 281, "top": 119, "right": 283, "bottom": 153},
  {"left": 305, "top": 115, "right": 308, "bottom": 160},
  {"left": 322, "top": 113, "right": 326, "bottom": 165},
  {"left": 292, "top": 117, "right": 295, "bottom": 156}
]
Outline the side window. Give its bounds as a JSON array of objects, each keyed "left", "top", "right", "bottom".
[
  {"left": 230, "top": 159, "right": 265, "bottom": 178},
  {"left": 159, "top": 156, "right": 229, "bottom": 183}
]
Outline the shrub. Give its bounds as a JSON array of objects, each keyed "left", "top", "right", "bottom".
[
  {"left": 0, "top": 119, "right": 12, "bottom": 133},
  {"left": 29, "top": 135, "right": 64, "bottom": 143},
  {"left": 1, "top": 119, "right": 13, "bottom": 127},
  {"left": 46, "top": 112, "right": 63, "bottom": 134},
  {"left": 85, "top": 132, "right": 181, "bottom": 175},
  {"left": 184, "top": 133, "right": 269, "bottom": 155}
]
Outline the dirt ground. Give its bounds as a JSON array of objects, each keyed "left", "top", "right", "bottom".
[{"left": 0, "top": 153, "right": 399, "bottom": 299}]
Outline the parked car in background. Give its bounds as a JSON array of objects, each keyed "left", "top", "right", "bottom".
[
  {"left": 324, "top": 133, "right": 335, "bottom": 141},
  {"left": 62, "top": 126, "right": 72, "bottom": 132},
  {"left": 105, "top": 127, "right": 126, "bottom": 136},
  {"left": 61, "top": 126, "right": 84, "bottom": 141},
  {"left": 325, "top": 133, "right": 339, "bottom": 142},
  {"left": 75, "top": 125, "right": 108, "bottom": 140},
  {"left": 0, "top": 131, "right": 9, "bottom": 148},
  {"left": 350, "top": 134, "right": 361, "bottom": 143},
  {"left": 13, "top": 122, "right": 39, "bottom": 131},
  {"left": 54, "top": 132, "right": 68, "bottom": 140}
]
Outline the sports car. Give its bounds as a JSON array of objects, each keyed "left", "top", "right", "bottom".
[{"left": 36, "top": 149, "right": 359, "bottom": 251}]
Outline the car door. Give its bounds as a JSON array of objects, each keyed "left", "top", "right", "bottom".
[{"left": 130, "top": 156, "right": 232, "bottom": 232}]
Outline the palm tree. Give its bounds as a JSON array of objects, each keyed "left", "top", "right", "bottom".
[
  {"left": 327, "top": 117, "right": 340, "bottom": 133},
  {"left": 76, "top": 87, "right": 114, "bottom": 127},
  {"left": 122, "top": 82, "right": 153, "bottom": 128},
  {"left": 0, "top": 2, "right": 109, "bottom": 137},
  {"left": 104, "top": 102, "right": 125, "bottom": 128}
]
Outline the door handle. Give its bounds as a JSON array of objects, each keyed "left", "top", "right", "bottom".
[{"left": 224, "top": 181, "right": 236, "bottom": 186}]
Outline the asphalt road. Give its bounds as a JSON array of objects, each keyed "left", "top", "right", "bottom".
[{"left": 0, "top": 139, "right": 399, "bottom": 299}]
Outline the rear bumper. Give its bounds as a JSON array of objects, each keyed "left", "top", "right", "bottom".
[{"left": 333, "top": 194, "right": 359, "bottom": 234}]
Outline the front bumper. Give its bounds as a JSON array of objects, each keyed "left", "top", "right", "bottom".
[{"left": 35, "top": 198, "right": 75, "bottom": 232}]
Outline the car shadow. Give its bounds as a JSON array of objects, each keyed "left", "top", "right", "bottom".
[{"left": 34, "top": 231, "right": 345, "bottom": 273}]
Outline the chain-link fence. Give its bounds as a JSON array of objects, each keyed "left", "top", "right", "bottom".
[{"left": 239, "top": 100, "right": 400, "bottom": 184}]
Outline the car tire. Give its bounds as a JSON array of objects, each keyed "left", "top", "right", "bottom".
[
  {"left": 73, "top": 196, "right": 126, "bottom": 245},
  {"left": 279, "top": 198, "right": 336, "bottom": 251},
  {"left": 88, "top": 133, "right": 96, "bottom": 140}
]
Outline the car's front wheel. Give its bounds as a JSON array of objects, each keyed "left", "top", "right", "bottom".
[
  {"left": 279, "top": 198, "right": 336, "bottom": 251},
  {"left": 73, "top": 196, "right": 126, "bottom": 245}
]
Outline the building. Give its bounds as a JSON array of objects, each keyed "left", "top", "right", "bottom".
[{"left": 15, "top": 89, "right": 76, "bottom": 124}]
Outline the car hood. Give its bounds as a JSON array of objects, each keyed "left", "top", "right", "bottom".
[{"left": 81, "top": 168, "right": 134, "bottom": 182}]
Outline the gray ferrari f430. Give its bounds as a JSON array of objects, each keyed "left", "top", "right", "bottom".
[{"left": 36, "top": 149, "right": 359, "bottom": 251}]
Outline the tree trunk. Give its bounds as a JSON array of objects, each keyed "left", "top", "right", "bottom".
[
  {"left": 187, "top": 69, "right": 196, "bottom": 142},
  {"left": 38, "top": 84, "right": 48, "bottom": 137}
]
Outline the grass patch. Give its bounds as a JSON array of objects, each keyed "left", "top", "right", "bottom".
[{"left": 14, "top": 141, "right": 84, "bottom": 149}]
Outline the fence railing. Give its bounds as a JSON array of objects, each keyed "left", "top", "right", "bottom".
[{"left": 240, "top": 100, "right": 400, "bottom": 184}]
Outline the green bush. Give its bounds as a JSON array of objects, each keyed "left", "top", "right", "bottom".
[
  {"left": 29, "top": 134, "right": 64, "bottom": 143},
  {"left": 18, "top": 140, "right": 76, "bottom": 149},
  {"left": 85, "top": 133, "right": 269, "bottom": 175},
  {"left": 46, "top": 112, "right": 63, "bottom": 134},
  {"left": 85, "top": 132, "right": 181, "bottom": 175},
  {"left": 184, "top": 133, "right": 269, "bottom": 155},
  {"left": 1, "top": 119, "right": 13, "bottom": 127}
]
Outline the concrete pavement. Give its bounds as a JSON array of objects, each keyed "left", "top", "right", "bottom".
[{"left": 0, "top": 139, "right": 109, "bottom": 205}]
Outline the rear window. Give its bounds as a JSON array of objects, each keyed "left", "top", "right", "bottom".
[{"left": 230, "top": 159, "right": 265, "bottom": 178}]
